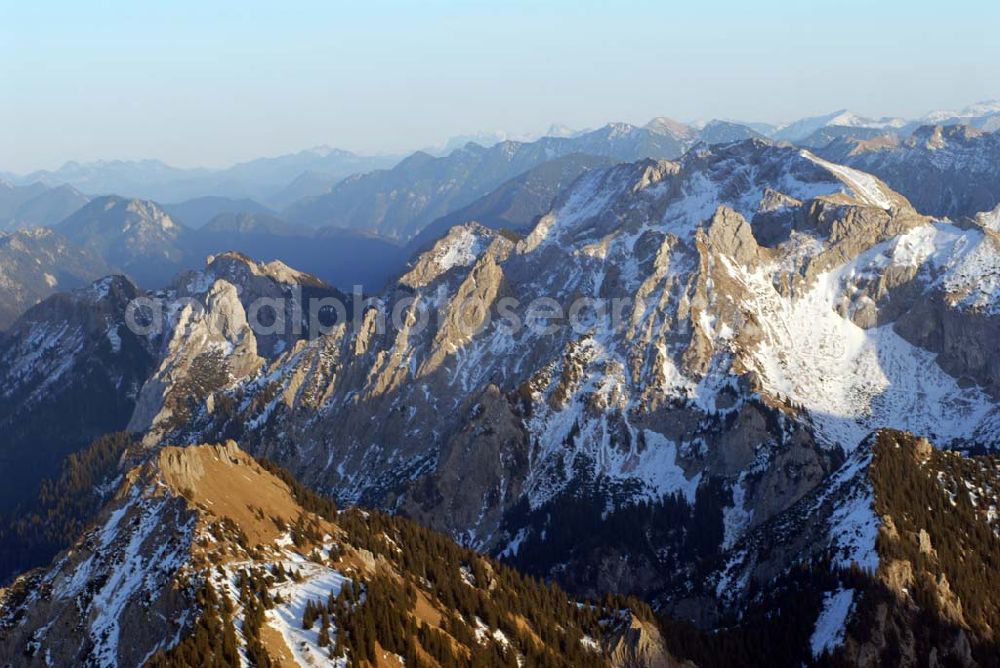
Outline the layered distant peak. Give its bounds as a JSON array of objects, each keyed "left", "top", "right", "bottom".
[
  {"left": 909, "top": 123, "right": 985, "bottom": 148},
  {"left": 283, "top": 123, "right": 686, "bottom": 239},
  {"left": 405, "top": 152, "right": 617, "bottom": 256},
  {"left": 646, "top": 117, "right": 766, "bottom": 147},
  {"left": 0, "top": 182, "right": 89, "bottom": 231},
  {"left": 0, "top": 180, "right": 89, "bottom": 231},
  {"left": 921, "top": 99, "right": 1000, "bottom": 128},
  {"left": 823, "top": 110, "right": 906, "bottom": 130},
  {"left": 774, "top": 109, "right": 907, "bottom": 142},
  {"left": 544, "top": 122, "right": 580, "bottom": 138},
  {"left": 598, "top": 121, "right": 640, "bottom": 137},
  {"left": 645, "top": 116, "right": 696, "bottom": 140},
  {"left": 64, "top": 195, "right": 181, "bottom": 235},
  {"left": 695, "top": 119, "right": 766, "bottom": 145},
  {"left": 97, "top": 195, "right": 178, "bottom": 232},
  {"left": 0, "top": 228, "right": 111, "bottom": 329},
  {"left": 201, "top": 210, "right": 306, "bottom": 236},
  {"left": 163, "top": 195, "right": 275, "bottom": 228},
  {"left": 57, "top": 196, "right": 187, "bottom": 286}
]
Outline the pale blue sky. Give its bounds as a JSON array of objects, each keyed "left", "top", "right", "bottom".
[{"left": 3, "top": 0, "right": 999, "bottom": 172}]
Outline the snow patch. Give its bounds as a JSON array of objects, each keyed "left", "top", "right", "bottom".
[
  {"left": 810, "top": 588, "right": 856, "bottom": 658},
  {"left": 731, "top": 255, "right": 993, "bottom": 450},
  {"left": 801, "top": 151, "right": 894, "bottom": 210}
]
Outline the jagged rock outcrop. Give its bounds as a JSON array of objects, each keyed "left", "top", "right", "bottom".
[
  {"left": 128, "top": 252, "right": 342, "bottom": 438},
  {"left": 0, "top": 133, "right": 998, "bottom": 667},
  {"left": 608, "top": 615, "right": 696, "bottom": 668},
  {"left": 2, "top": 139, "right": 998, "bottom": 664}
]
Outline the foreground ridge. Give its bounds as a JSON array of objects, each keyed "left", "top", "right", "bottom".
[{"left": 0, "top": 442, "right": 681, "bottom": 667}]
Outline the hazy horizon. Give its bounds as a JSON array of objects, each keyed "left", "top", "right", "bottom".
[{"left": 4, "top": 0, "right": 1000, "bottom": 173}]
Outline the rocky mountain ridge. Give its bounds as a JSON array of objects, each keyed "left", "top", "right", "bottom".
[
  {"left": 0, "top": 181, "right": 89, "bottom": 232},
  {"left": 818, "top": 124, "right": 1000, "bottom": 220},
  {"left": 0, "top": 441, "right": 681, "bottom": 667},
  {"left": 2, "top": 138, "right": 999, "bottom": 664},
  {"left": 101, "top": 139, "right": 998, "bottom": 621}
]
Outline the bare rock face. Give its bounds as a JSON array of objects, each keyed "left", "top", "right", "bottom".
[
  {"left": 4, "top": 139, "right": 993, "bottom": 662},
  {"left": 417, "top": 235, "right": 513, "bottom": 379},
  {"left": 702, "top": 205, "right": 766, "bottom": 268},
  {"left": 607, "top": 615, "right": 696, "bottom": 668},
  {"left": 128, "top": 277, "right": 264, "bottom": 436},
  {"left": 0, "top": 138, "right": 996, "bottom": 664},
  {"left": 400, "top": 222, "right": 500, "bottom": 289},
  {"left": 128, "top": 252, "right": 341, "bottom": 440},
  {"left": 844, "top": 222, "right": 1000, "bottom": 398},
  {"left": 402, "top": 383, "right": 529, "bottom": 543}
]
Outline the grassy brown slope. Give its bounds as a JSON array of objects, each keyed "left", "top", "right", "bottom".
[{"left": 145, "top": 443, "right": 674, "bottom": 668}]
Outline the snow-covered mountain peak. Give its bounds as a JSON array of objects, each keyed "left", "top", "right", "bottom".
[
  {"left": 922, "top": 99, "right": 1000, "bottom": 123},
  {"left": 774, "top": 110, "right": 906, "bottom": 143},
  {"left": 525, "top": 139, "right": 909, "bottom": 257}
]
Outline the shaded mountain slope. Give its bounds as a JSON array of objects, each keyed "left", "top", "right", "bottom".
[
  {"left": 818, "top": 124, "right": 1000, "bottom": 219},
  {"left": 0, "top": 277, "right": 156, "bottom": 514},
  {"left": 283, "top": 124, "right": 684, "bottom": 239},
  {"left": 0, "top": 228, "right": 111, "bottom": 329},
  {"left": 405, "top": 153, "right": 615, "bottom": 258}
]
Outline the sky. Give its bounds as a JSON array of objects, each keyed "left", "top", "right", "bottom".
[{"left": 3, "top": 0, "right": 1000, "bottom": 173}]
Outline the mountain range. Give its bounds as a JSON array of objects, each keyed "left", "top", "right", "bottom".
[
  {"left": 0, "top": 181, "right": 90, "bottom": 231},
  {"left": 283, "top": 123, "right": 688, "bottom": 238},
  {"left": 818, "top": 124, "right": 1000, "bottom": 219},
  {"left": 2, "top": 103, "right": 1000, "bottom": 666},
  {"left": 6, "top": 148, "right": 398, "bottom": 209}
]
